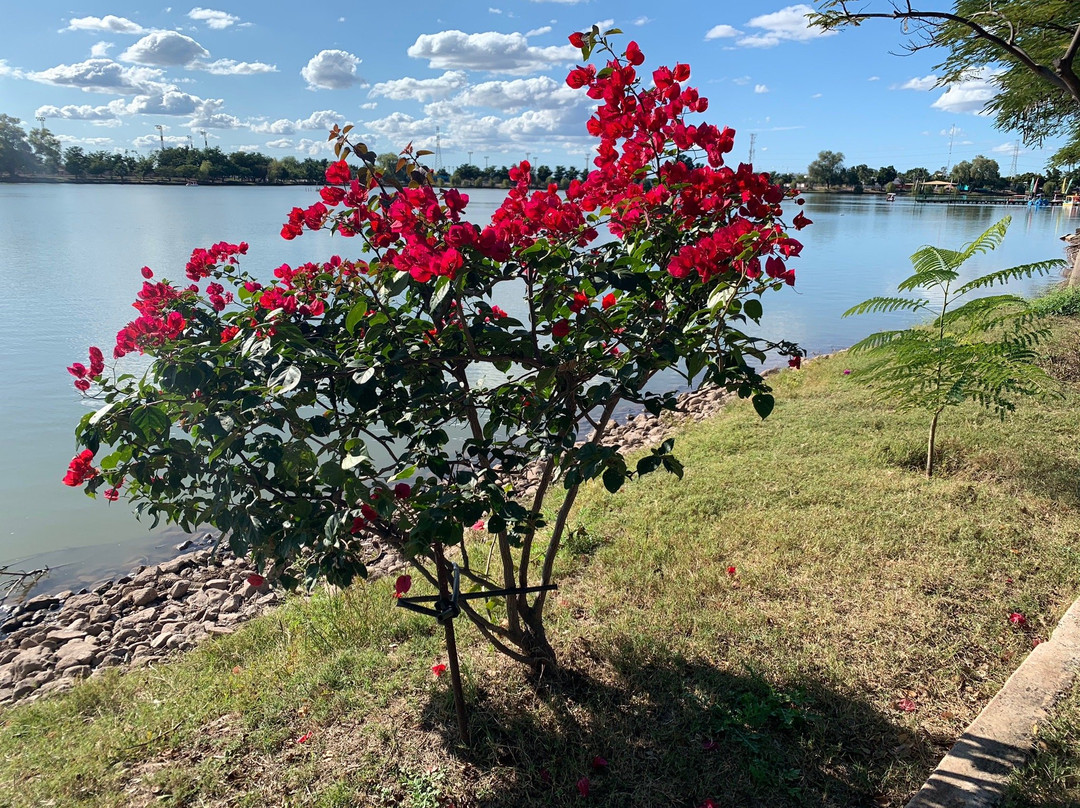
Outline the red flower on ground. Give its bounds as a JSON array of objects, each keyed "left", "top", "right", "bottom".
[
  {"left": 591, "top": 756, "right": 608, "bottom": 770},
  {"left": 1009, "top": 612, "right": 1027, "bottom": 626},
  {"left": 394, "top": 574, "right": 412, "bottom": 599},
  {"left": 896, "top": 698, "right": 917, "bottom": 713},
  {"left": 726, "top": 566, "right": 737, "bottom": 577},
  {"left": 246, "top": 573, "right": 266, "bottom": 588},
  {"left": 296, "top": 732, "right": 312, "bottom": 744},
  {"left": 432, "top": 662, "right": 448, "bottom": 677},
  {"left": 577, "top": 776, "right": 590, "bottom": 797}
]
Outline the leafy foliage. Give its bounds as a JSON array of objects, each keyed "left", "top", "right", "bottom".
[{"left": 843, "top": 216, "right": 1063, "bottom": 475}]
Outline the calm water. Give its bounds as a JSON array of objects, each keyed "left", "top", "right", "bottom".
[{"left": 1, "top": 184, "right": 1076, "bottom": 589}]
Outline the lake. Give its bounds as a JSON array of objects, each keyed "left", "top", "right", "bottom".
[{"left": 1, "top": 184, "right": 1076, "bottom": 592}]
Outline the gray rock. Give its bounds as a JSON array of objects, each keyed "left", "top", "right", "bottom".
[
  {"left": 20, "top": 594, "right": 60, "bottom": 614},
  {"left": 130, "top": 586, "right": 159, "bottom": 608},
  {"left": 54, "top": 640, "right": 98, "bottom": 672},
  {"left": 46, "top": 629, "right": 87, "bottom": 643},
  {"left": 202, "top": 578, "right": 230, "bottom": 591},
  {"left": 168, "top": 580, "right": 190, "bottom": 600},
  {"left": 109, "top": 628, "right": 139, "bottom": 645},
  {"left": 174, "top": 539, "right": 192, "bottom": 552},
  {"left": 12, "top": 679, "right": 39, "bottom": 700},
  {"left": 62, "top": 665, "right": 91, "bottom": 681},
  {"left": 11, "top": 646, "right": 53, "bottom": 678},
  {"left": 149, "top": 633, "right": 172, "bottom": 650},
  {"left": 0, "top": 648, "right": 19, "bottom": 665},
  {"left": 63, "top": 593, "right": 102, "bottom": 612},
  {"left": 88, "top": 604, "right": 113, "bottom": 624},
  {"left": 219, "top": 595, "right": 242, "bottom": 614}
]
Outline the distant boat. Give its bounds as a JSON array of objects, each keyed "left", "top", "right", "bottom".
[
  {"left": 1063, "top": 194, "right": 1079, "bottom": 210},
  {"left": 886, "top": 192, "right": 896, "bottom": 202},
  {"left": 185, "top": 180, "right": 199, "bottom": 186}
]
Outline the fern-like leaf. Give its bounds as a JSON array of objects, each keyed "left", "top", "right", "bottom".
[
  {"left": 954, "top": 259, "right": 1066, "bottom": 296},
  {"left": 842, "top": 296, "right": 930, "bottom": 317}
]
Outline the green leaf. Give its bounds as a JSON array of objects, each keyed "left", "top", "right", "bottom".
[
  {"left": 752, "top": 393, "right": 774, "bottom": 420},
  {"left": 268, "top": 365, "right": 302, "bottom": 395},
  {"left": 345, "top": 300, "right": 368, "bottom": 334},
  {"left": 603, "top": 466, "right": 625, "bottom": 493},
  {"left": 341, "top": 452, "right": 367, "bottom": 470},
  {"left": 744, "top": 298, "right": 763, "bottom": 322},
  {"left": 636, "top": 455, "right": 663, "bottom": 475},
  {"left": 430, "top": 275, "right": 452, "bottom": 311},
  {"left": 131, "top": 405, "right": 170, "bottom": 441}
]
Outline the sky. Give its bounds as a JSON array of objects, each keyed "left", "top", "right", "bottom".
[{"left": 0, "top": 2, "right": 1066, "bottom": 176}]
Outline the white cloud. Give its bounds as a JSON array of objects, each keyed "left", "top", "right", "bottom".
[
  {"left": 90, "top": 41, "right": 114, "bottom": 58},
  {"left": 133, "top": 133, "right": 189, "bottom": 148},
  {"left": 65, "top": 15, "right": 145, "bottom": 34},
  {"left": 27, "top": 59, "right": 165, "bottom": 94},
  {"left": 705, "top": 24, "right": 741, "bottom": 40},
  {"left": 633, "top": 16, "right": 652, "bottom": 25},
  {"left": 123, "top": 89, "right": 205, "bottom": 115},
  {"left": 301, "top": 49, "right": 365, "bottom": 90},
  {"left": 525, "top": 25, "right": 552, "bottom": 36},
  {"left": 734, "top": 4, "right": 835, "bottom": 48},
  {"left": 360, "top": 101, "right": 378, "bottom": 109},
  {"left": 35, "top": 103, "right": 120, "bottom": 123},
  {"left": 489, "top": 7, "right": 503, "bottom": 13},
  {"left": 198, "top": 58, "right": 277, "bottom": 75},
  {"left": 454, "top": 75, "right": 582, "bottom": 111},
  {"left": 0, "top": 60, "right": 25, "bottom": 79},
  {"left": 187, "top": 7, "right": 240, "bottom": 29},
  {"left": 991, "top": 142, "right": 1017, "bottom": 153},
  {"left": 370, "top": 71, "right": 469, "bottom": 102},
  {"left": 754, "top": 84, "right": 769, "bottom": 93},
  {"left": 121, "top": 31, "right": 210, "bottom": 67},
  {"left": 897, "top": 74, "right": 938, "bottom": 91},
  {"left": 731, "top": 75, "right": 751, "bottom": 86},
  {"left": 930, "top": 69, "right": 999, "bottom": 114},
  {"left": 811, "top": 92, "right": 823, "bottom": 98},
  {"left": 407, "top": 30, "right": 578, "bottom": 74},
  {"left": 594, "top": 19, "right": 615, "bottom": 31},
  {"left": 250, "top": 110, "right": 343, "bottom": 135},
  {"left": 868, "top": 76, "right": 880, "bottom": 81},
  {"left": 265, "top": 138, "right": 294, "bottom": 148},
  {"left": 56, "top": 135, "right": 116, "bottom": 147}
]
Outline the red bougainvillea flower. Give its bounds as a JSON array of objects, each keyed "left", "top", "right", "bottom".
[
  {"left": 296, "top": 732, "right": 313, "bottom": 744},
  {"left": 896, "top": 698, "right": 917, "bottom": 713},
  {"left": 104, "top": 487, "right": 120, "bottom": 502},
  {"left": 569, "top": 31, "right": 585, "bottom": 48},
  {"left": 577, "top": 776, "right": 590, "bottom": 797},
  {"left": 220, "top": 326, "right": 240, "bottom": 344},
  {"left": 490, "top": 305, "right": 508, "bottom": 319},
  {"left": 699, "top": 800, "right": 719, "bottom": 808},
  {"left": 140, "top": 266, "right": 154, "bottom": 279},
  {"left": 788, "top": 356, "right": 802, "bottom": 369},
  {"left": 591, "top": 756, "right": 608, "bottom": 770},
  {"left": 325, "top": 160, "right": 350, "bottom": 185},
  {"left": 726, "top": 566, "right": 737, "bottom": 577},
  {"left": 394, "top": 482, "right": 412, "bottom": 499},
  {"left": 471, "top": 518, "right": 486, "bottom": 531},
  {"left": 1009, "top": 612, "right": 1027, "bottom": 626},
  {"left": 539, "top": 768, "right": 552, "bottom": 784},
  {"left": 625, "top": 40, "right": 644, "bottom": 66},
  {"left": 246, "top": 573, "right": 266, "bottom": 588},
  {"left": 432, "top": 662, "right": 448, "bottom": 677},
  {"left": 601, "top": 293, "right": 617, "bottom": 310},
  {"left": 793, "top": 211, "right": 813, "bottom": 230},
  {"left": 63, "top": 450, "right": 97, "bottom": 487},
  {"left": 394, "top": 574, "right": 412, "bottom": 599},
  {"left": 552, "top": 319, "right": 571, "bottom": 338}
]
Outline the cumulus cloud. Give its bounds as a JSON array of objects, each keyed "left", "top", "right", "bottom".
[
  {"left": 133, "top": 133, "right": 189, "bottom": 148},
  {"left": 265, "top": 138, "right": 294, "bottom": 148},
  {"left": 27, "top": 59, "right": 165, "bottom": 94},
  {"left": 360, "top": 101, "right": 378, "bottom": 109},
  {"left": 453, "top": 75, "right": 581, "bottom": 111},
  {"left": 633, "top": 16, "right": 652, "bottom": 25},
  {"left": 301, "top": 49, "right": 365, "bottom": 90},
  {"left": 754, "top": 84, "right": 769, "bottom": 93},
  {"left": 732, "top": 5, "right": 835, "bottom": 48},
  {"left": 35, "top": 103, "right": 121, "bottom": 123},
  {"left": 186, "top": 98, "right": 244, "bottom": 128},
  {"left": 251, "top": 109, "right": 343, "bottom": 135},
  {"left": 187, "top": 7, "right": 240, "bottom": 29},
  {"left": 705, "top": 24, "right": 741, "bottom": 40},
  {"left": 56, "top": 135, "right": 116, "bottom": 147},
  {"left": 90, "top": 41, "right": 114, "bottom": 58},
  {"left": 0, "top": 60, "right": 25, "bottom": 79},
  {"left": 525, "top": 26, "right": 552, "bottom": 36},
  {"left": 931, "top": 71, "right": 998, "bottom": 114},
  {"left": 991, "top": 141, "right": 1017, "bottom": 153},
  {"left": 198, "top": 58, "right": 277, "bottom": 75},
  {"left": 121, "top": 31, "right": 210, "bottom": 66},
  {"left": 122, "top": 89, "right": 205, "bottom": 115},
  {"left": 868, "top": 76, "right": 880, "bottom": 81},
  {"left": 64, "top": 15, "right": 146, "bottom": 34},
  {"left": 897, "top": 74, "right": 938, "bottom": 91},
  {"left": 369, "top": 71, "right": 468, "bottom": 102},
  {"left": 407, "top": 30, "right": 578, "bottom": 74}
]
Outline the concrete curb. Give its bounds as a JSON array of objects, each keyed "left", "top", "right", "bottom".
[{"left": 906, "top": 598, "right": 1080, "bottom": 808}]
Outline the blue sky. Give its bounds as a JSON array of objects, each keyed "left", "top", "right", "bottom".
[{"left": 0, "top": 2, "right": 1065, "bottom": 175}]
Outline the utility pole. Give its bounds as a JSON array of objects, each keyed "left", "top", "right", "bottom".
[
  {"left": 35, "top": 116, "right": 45, "bottom": 132},
  {"left": 200, "top": 130, "right": 208, "bottom": 149},
  {"left": 484, "top": 156, "right": 489, "bottom": 170},
  {"left": 468, "top": 150, "right": 473, "bottom": 166},
  {"left": 945, "top": 123, "right": 956, "bottom": 176},
  {"left": 434, "top": 125, "right": 443, "bottom": 173},
  {"left": 155, "top": 124, "right": 165, "bottom": 151},
  {"left": 748, "top": 132, "right": 756, "bottom": 164},
  {"left": 186, "top": 134, "right": 193, "bottom": 150}
]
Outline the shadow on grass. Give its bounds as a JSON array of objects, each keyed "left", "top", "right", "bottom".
[{"left": 421, "top": 640, "right": 940, "bottom": 808}]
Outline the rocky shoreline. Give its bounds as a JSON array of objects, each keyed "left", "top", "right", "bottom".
[{"left": 0, "top": 378, "right": 756, "bottom": 709}]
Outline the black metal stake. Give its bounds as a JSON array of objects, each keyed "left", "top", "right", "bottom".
[{"left": 433, "top": 542, "right": 470, "bottom": 746}]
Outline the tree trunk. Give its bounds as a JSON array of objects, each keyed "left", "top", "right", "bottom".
[{"left": 926, "top": 410, "right": 941, "bottom": 478}]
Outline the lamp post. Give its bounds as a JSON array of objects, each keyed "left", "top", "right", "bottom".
[
  {"left": 200, "top": 130, "right": 208, "bottom": 149},
  {"left": 35, "top": 116, "right": 45, "bottom": 132},
  {"left": 155, "top": 125, "right": 165, "bottom": 151}
]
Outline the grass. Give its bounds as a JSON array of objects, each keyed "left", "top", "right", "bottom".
[
  {"left": 5, "top": 319, "right": 1080, "bottom": 806},
  {"left": 1005, "top": 684, "right": 1080, "bottom": 807}
]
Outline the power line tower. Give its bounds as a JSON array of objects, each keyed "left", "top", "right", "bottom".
[
  {"left": 200, "top": 130, "right": 208, "bottom": 149},
  {"left": 35, "top": 115, "right": 45, "bottom": 132},
  {"left": 433, "top": 126, "right": 443, "bottom": 174},
  {"left": 748, "top": 132, "right": 756, "bottom": 164},
  {"left": 945, "top": 123, "right": 957, "bottom": 176},
  {"left": 1010, "top": 139, "right": 1020, "bottom": 177}
]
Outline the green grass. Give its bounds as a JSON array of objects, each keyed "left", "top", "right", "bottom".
[
  {"left": 5, "top": 319, "right": 1080, "bottom": 807},
  {"left": 1005, "top": 683, "right": 1080, "bottom": 807}
]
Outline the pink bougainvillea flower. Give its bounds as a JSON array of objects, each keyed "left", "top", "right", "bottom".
[
  {"left": 103, "top": 487, "right": 120, "bottom": 502},
  {"left": 842, "top": 369, "right": 852, "bottom": 375},
  {"left": 577, "top": 776, "right": 590, "bottom": 797},
  {"left": 296, "top": 732, "right": 312, "bottom": 744},
  {"left": 432, "top": 662, "right": 448, "bottom": 678},
  {"left": 625, "top": 40, "right": 644, "bottom": 66},
  {"left": 246, "top": 573, "right": 266, "bottom": 588},
  {"left": 394, "top": 574, "right": 412, "bottom": 599},
  {"left": 896, "top": 698, "right": 917, "bottom": 713},
  {"left": 140, "top": 266, "right": 154, "bottom": 279},
  {"left": 699, "top": 800, "right": 719, "bottom": 808},
  {"left": 63, "top": 449, "right": 97, "bottom": 487},
  {"left": 1009, "top": 612, "right": 1027, "bottom": 626},
  {"left": 788, "top": 356, "right": 802, "bottom": 369},
  {"left": 471, "top": 518, "right": 486, "bottom": 531},
  {"left": 591, "top": 756, "right": 608, "bottom": 770},
  {"left": 490, "top": 305, "right": 509, "bottom": 319}
]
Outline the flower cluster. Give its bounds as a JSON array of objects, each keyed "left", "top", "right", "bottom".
[{"left": 62, "top": 449, "right": 96, "bottom": 487}]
